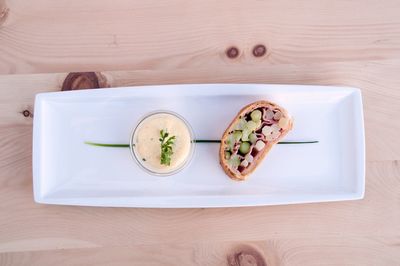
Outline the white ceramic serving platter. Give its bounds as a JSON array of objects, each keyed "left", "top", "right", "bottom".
[{"left": 33, "top": 84, "right": 365, "bottom": 208}]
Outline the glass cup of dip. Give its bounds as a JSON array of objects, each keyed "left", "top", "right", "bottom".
[{"left": 130, "top": 111, "right": 195, "bottom": 176}]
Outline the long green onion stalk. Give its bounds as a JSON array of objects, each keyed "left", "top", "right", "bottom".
[{"left": 85, "top": 140, "right": 318, "bottom": 147}]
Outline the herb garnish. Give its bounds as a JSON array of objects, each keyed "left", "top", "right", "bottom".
[
  {"left": 84, "top": 140, "right": 319, "bottom": 147},
  {"left": 159, "top": 129, "right": 176, "bottom": 166}
]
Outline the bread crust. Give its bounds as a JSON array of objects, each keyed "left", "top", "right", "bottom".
[{"left": 219, "top": 100, "right": 293, "bottom": 181}]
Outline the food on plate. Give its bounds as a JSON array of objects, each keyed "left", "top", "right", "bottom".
[
  {"left": 219, "top": 100, "right": 293, "bottom": 181},
  {"left": 130, "top": 112, "right": 194, "bottom": 175}
]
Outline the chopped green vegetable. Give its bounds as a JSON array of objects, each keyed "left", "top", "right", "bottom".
[
  {"left": 250, "top": 110, "right": 262, "bottom": 122},
  {"left": 226, "top": 134, "right": 236, "bottom": 151},
  {"left": 228, "top": 155, "right": 241, "bottom": 168},
  {"left": 246, "top": 120, "right": 257, "bottom": 131},
  {"left": 241, "top": 129, "right": 250, "bottom": 141},
  {"left": 249, "top": 133, "right": 258, "bottom": 144},
  {"left": 239, "top": 142, "right": 251, "bottom": 154},
  {"left": 224, "top": 151, "right": 231, "bottom": 160},
  {"left": 234, "top": 118, "right": 247, "bottom": 130},
  {"left": 233, "top": 130, "right": 242, "bottom": 142}
]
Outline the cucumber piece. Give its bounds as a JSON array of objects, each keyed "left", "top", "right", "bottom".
[
  {"left": 239, "top": 142, "right": 251, "bottom": 154},
  {"left": 241, "top": 129, "right": 250, "bottom": 141},
  {"left": 249, "top": 133, "right": 258, "bottom": 144},
  {"left": 246, "top": 120, "right": 257, "bottom": 131},
  {"left": 250, "top": 109, "right": 262, "bottom": 122},
  {"left": 233, "top": 130, "right": 242, "bottom": 142},
  {"left": 228, "top": 155, "right": 240, "bottom": 168},
  {"left": 226, "top": 134, "right": 235, "bottom": 151},
  {"left": 234, "top": 118, "right": 247, "bottom": 130}
]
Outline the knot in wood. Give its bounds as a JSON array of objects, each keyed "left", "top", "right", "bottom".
[
  {"left": 0, "top": 6, "right": 10, "bottom": 26},
  {"left": 227, "top": 246, "right": 266, "bottom": 266},
  {"left": 226, "top": 46, "right": 240, "bottom": 59},
  {"left": 252, "top": 44, "right": 267, "bottom": 57},
  {"left": 62, "top": 72, "right": 107, "bottom": 91},
  {"left": 22, "top": 110, "right": 31, "bottom": 117}
]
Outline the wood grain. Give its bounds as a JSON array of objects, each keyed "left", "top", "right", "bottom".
[
  {"left": 1, "top": 0, "right": 400, "bottom": 74},
  {"left": 1, "top": 238, "right": 399, "bottom": 266},
  {"left": 1, "top": 0, "right": 400, "bottom": 264}
]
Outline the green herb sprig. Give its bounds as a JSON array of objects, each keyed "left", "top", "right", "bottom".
[{"left": 159, "top": 129, "right": 176, "bottom": 166}]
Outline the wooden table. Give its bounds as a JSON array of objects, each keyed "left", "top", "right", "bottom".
[{"left": 1, "top": 0, "right": 400, "bottom": 265}]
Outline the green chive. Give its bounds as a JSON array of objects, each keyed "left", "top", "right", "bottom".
[{"left": 85, "top": 140, "right": 318, "bottom": 147}]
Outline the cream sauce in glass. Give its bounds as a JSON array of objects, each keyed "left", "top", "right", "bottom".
[{"left": 130, "top": 112, "right": 194, "bottom": 175}]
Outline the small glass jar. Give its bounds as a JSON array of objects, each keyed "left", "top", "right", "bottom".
[{"left": 130, "top": 111, "right": 195, "bottom": 176}]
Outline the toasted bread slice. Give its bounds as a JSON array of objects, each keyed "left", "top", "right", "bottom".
[{"left": 219, "top": 100, "right": 293, "bottom": 181}]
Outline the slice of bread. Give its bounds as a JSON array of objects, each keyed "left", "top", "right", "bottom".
[{"left": 219, "top": 100, "right": 293, "bottom": 181}]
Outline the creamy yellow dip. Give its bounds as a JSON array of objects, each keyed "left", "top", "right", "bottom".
[{"left": 133, "top": 113, "right": 192, "bottom": 174}]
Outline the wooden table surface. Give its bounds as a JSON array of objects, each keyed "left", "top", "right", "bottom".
[{"left": 1, "top": 0, "right": 400, "bottom": 265}]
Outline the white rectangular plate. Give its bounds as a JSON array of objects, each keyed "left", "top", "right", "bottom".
[{"left": 33, "top": 84, "right": 365, "bottom": 207}]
